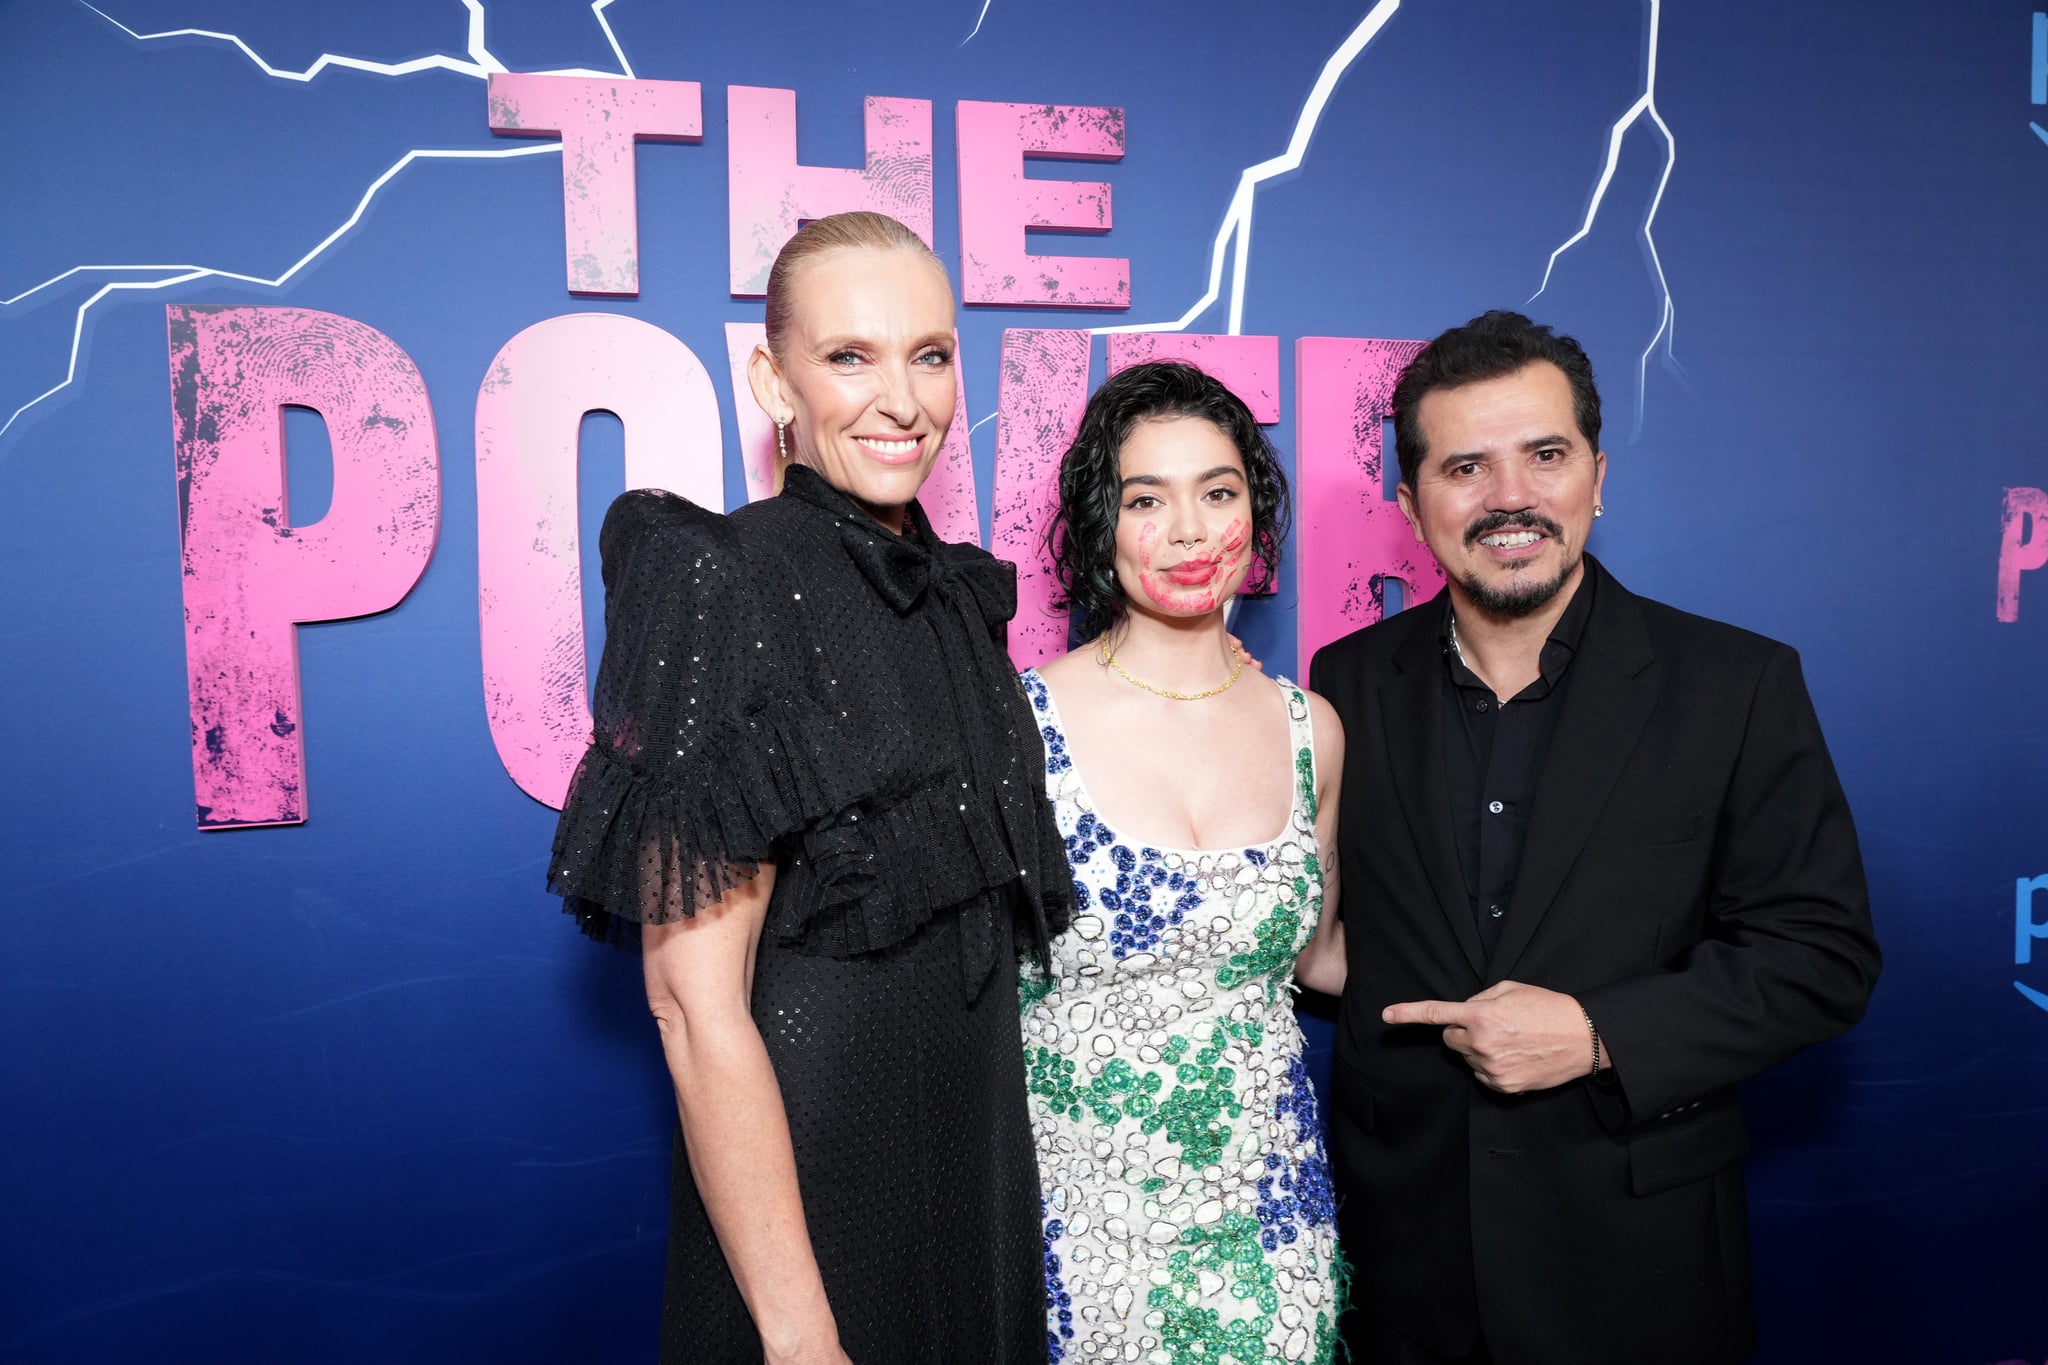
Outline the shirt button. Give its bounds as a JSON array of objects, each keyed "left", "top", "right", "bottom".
[
  {"left": 1476, "top": 699, "right": 1490, "bottom": 712},
  {"left": 1488, "top": 800, "right": 1504, "bottom": 814},
  {"left": 1489, "top": 903, "right": 1504, "bottom": 918}
]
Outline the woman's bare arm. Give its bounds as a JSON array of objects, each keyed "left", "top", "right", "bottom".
[
  {"left": 1294, "top": 690, "right": 1348, "bottom": 997},
  {"left": 642, "top": 869, "right": 853, "bottom": 1365}
]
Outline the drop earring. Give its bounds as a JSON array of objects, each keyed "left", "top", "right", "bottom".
[{"left": 776, "top": 421, "right": 789, "bottom": 461}]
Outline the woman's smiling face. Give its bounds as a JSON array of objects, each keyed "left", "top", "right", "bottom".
[
  {"left": 1112, "top": 415, "right": 1253, "bottom": 619},
  {"left": 752, "top": 244, "right": 957, "bottom": 532}
]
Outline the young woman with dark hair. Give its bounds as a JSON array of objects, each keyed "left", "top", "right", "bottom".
[{"left": 1023, "top": 361, "right": 1348, "bottom": 1364}]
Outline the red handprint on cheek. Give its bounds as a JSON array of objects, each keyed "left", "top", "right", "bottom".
[{"left": 1134, "top": 517, "right": 1251, "bottom": 615}]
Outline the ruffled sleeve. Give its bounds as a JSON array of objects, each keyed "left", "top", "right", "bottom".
[{"left": 546, "top": 490, "right": 865, "bottom": 947}]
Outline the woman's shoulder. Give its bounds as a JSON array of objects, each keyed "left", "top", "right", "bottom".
[
  {"left": 1292, "top": 679, "right": 1345, "bottom": 772},
  {"left": 598, "top": 487, "right": 736, "bottom": 567},
  {"left": 603, "top": 485, "right": 722, "bottom": 529},
  {"left": 1025, "top": 648, "right": 1103, "bottom": 713},
  {"left": 726, "top": 487, "right": 797, "bottom": 531},
  {"left": 1030, "top": 646, "right": 1092, "bottom": 686},
  {"left": 594, "top": 490, "right": 796, "bottom": 628},
  {"left": 1255, "top": 668, "right": 1325, "bottom": 713},
  {"left": 603, "top": 488, "right": 842, "bottom": 582}
]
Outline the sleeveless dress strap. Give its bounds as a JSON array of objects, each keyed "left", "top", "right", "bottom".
[{"left": 1278, "top": 677, "right": 1318, "bottom": 825}]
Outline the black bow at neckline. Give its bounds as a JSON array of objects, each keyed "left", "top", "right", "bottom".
[
  {"left": 776, "top": 462, "right": 1060, "bottom": 996},
  {"left": 778, "top": 462, "right": 1017, "bottom": 623}
]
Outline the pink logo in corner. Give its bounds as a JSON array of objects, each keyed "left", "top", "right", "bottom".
[
  {"left": 2017, "top": 873, "right": 2048, "bottom": 1014},
  {"left": 1997, "top": 486, "right": 2048, "bottom": 622}
]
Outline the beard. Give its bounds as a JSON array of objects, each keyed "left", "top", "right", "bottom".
[{"left": 1457, "top": 511, "right": 1577, "bottom": 619}]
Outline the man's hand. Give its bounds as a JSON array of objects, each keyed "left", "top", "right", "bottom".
[{"left": 1382, "top": 981, "right": 1597, "bottom": 1094}]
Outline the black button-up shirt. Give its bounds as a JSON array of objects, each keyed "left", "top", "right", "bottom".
[{"left": 1440, "top": 573, "right": 1596, "bottom": 962}]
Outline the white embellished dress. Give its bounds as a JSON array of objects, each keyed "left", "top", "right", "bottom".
[{"left": 1019, "top": 670, "right": 1343, "bottom": 1365}]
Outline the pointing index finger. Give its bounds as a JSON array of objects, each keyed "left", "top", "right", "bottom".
[{"left": 1382, "top": 1000, "right": 1467, "bottom": 1027}]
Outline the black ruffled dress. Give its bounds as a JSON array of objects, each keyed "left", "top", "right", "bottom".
[{"left": 549, "top": 464, "right": 1069, "bottom": 1364}]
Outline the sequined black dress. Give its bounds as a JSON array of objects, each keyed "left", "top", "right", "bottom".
[{"left": 549, "top": 464, "right": 1069, "bottom": 1364}]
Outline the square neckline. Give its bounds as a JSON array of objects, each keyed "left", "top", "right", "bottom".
[{"left": 1022, "top": 667, "right": 1312, "bottom": 857}]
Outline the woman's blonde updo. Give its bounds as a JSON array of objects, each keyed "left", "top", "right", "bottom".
[{"left": 762, "top": 211, "right": 949, "bottom": 358}]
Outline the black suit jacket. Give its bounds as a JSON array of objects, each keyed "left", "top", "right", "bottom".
[{"left": 1308, "top": 557, "right": 1880, "bottom": 1365}]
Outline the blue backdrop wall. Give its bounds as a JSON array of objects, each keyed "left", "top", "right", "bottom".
[{"left": 4, "top": 1, "right": 2045, "bottom": 1360}]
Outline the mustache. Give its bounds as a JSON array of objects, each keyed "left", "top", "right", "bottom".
[{"left": 1464, "top": 510, "right": 1565, "bottom": 546}]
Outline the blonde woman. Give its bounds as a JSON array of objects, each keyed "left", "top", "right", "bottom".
[{"left": 550, "top": 213, "right": 1068, "bottom": 1364}]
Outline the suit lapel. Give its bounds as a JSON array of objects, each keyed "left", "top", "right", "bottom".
[
  {"left": 1486, "top": 560, "right": 1658, "bottom": 983},
  {"left": 1380, "top": 594, "right": 1488, "bottom": 979}
]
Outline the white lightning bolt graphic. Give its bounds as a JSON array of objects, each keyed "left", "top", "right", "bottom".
[
  {"left": 959, "top": 0, "right": 995, "bottom": 47},
  {"left": 71, "top": 0, "right": 636, "bottom": 81},
  {"left": 1, "top": 0, "right": 633, "bottom": 443},
  {"left": 71, "top": 0, "right": 502, "bottom": 79},
  {"left": 1098, "top": 0, "right": 1403, "bottom": 337},
  {"left": 591, "top": 0, "right": 635, "bottom": 77},
  {"left": 1528, "top": 0, "right": 1676, "bottom": 435},
  {"left": 1, "top": 144, "right": 562, "bottom": 442}
]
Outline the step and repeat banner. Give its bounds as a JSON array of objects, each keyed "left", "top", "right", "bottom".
[{"left": 3, "top": 0, "right": 2044, "bottom": 1360}]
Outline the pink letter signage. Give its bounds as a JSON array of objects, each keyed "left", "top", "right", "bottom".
[
  {"left": 1295, "top": 336, "right": 1441, "bottom": 664},
  {"left": 487, "top": 74, "right": 704, "bottom": 297},
  {"left": 723, "top": 321, "right": 783, "bottom": 507},
  {"left": 1106, "top": 333, "right": 1281, "bottom": 423},
  {"left": 727, "top": 89, "right": 935, "bottom": 296},
  {"left": 990, "top": 329, "right": 1095, "bottom": 665},
  {"left": 168, "top": 305, "right": 440, "bottom": 829},
  {"left": 956, "top": 102, "right": 1129, "bottom": 308},
  {"left": 474, "top": 313, "right": 725, "bottom": 808},
  {"left": 1998, "top": 486, "right": 2048, "bottom": 623}
]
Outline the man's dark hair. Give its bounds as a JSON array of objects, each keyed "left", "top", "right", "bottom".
[
  {"left": 1048, "top": 361, "right": 1291, "bottom": 636},
  {"left": 1391, "top": 310, "right": 1602, "bottom": 489}
]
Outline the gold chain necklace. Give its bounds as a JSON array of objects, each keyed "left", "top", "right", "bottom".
[{"left": 1097, "top": 636, "right": 1245, "bottom": 701}]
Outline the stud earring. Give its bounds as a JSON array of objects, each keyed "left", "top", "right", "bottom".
[
  {"left": 776, "top": 421, "right": 789, "bottom": 461},
  {"left": 1593, "top": 504, "right": 1605, "bottom": 518}
]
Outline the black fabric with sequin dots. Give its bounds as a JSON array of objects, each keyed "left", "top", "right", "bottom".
[{"left": 549, "top": 462, "right": 1070, "bottom": 1364}]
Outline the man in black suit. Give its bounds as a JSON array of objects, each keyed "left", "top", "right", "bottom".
[{"left": 1308, "top": 310, "right": 1881, "bottom": 1365}]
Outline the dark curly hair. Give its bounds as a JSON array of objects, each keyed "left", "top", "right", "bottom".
[
  {"left": 1047, "top": 361, "right": 1291, "bottom": 637},
  {"left": 1391, "top": 309, "right": 1602, "bottom": 492}
]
